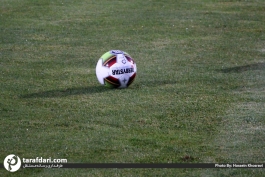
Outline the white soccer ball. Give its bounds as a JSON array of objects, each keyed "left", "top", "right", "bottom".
[{"left": 96, "top": 50, "right": 137, "bottom": 88}]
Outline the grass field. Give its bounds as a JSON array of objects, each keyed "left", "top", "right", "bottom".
[{"left": 1, "top": 0, "right": 265, "bottom": 176}]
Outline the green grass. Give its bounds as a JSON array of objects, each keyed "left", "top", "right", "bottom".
[{"left": 1, "top": 0, "right": 265, "bottom": 176}]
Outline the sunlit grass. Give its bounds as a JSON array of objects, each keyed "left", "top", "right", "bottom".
[{"left": 1, "top": 0, "right": 264, "bottom": 176}]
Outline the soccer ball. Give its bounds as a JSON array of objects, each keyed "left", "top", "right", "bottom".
[{"left": 96, "top": 50, "right": 137, "bottom": 88}]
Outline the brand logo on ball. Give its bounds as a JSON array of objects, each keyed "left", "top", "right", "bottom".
[
  {"left": 122, "top": 59, "right": 126, "bottom": 64},
  {"left": 112, "top": 67, "right": 134, "bottom": 75},
  {"left": 3, "top": 154, "right": 22, "bottom": 172}
]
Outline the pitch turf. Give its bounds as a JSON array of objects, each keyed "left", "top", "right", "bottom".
[{"left": 1, "top": 0, "right": 264, "bottom": 176}]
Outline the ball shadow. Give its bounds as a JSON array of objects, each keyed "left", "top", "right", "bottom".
[
  {"left": 20, "top": 79, "right": 178, "bottom": 99},
  {"left": 20, "top": 86, "right": 110, "bottom": 98}
]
